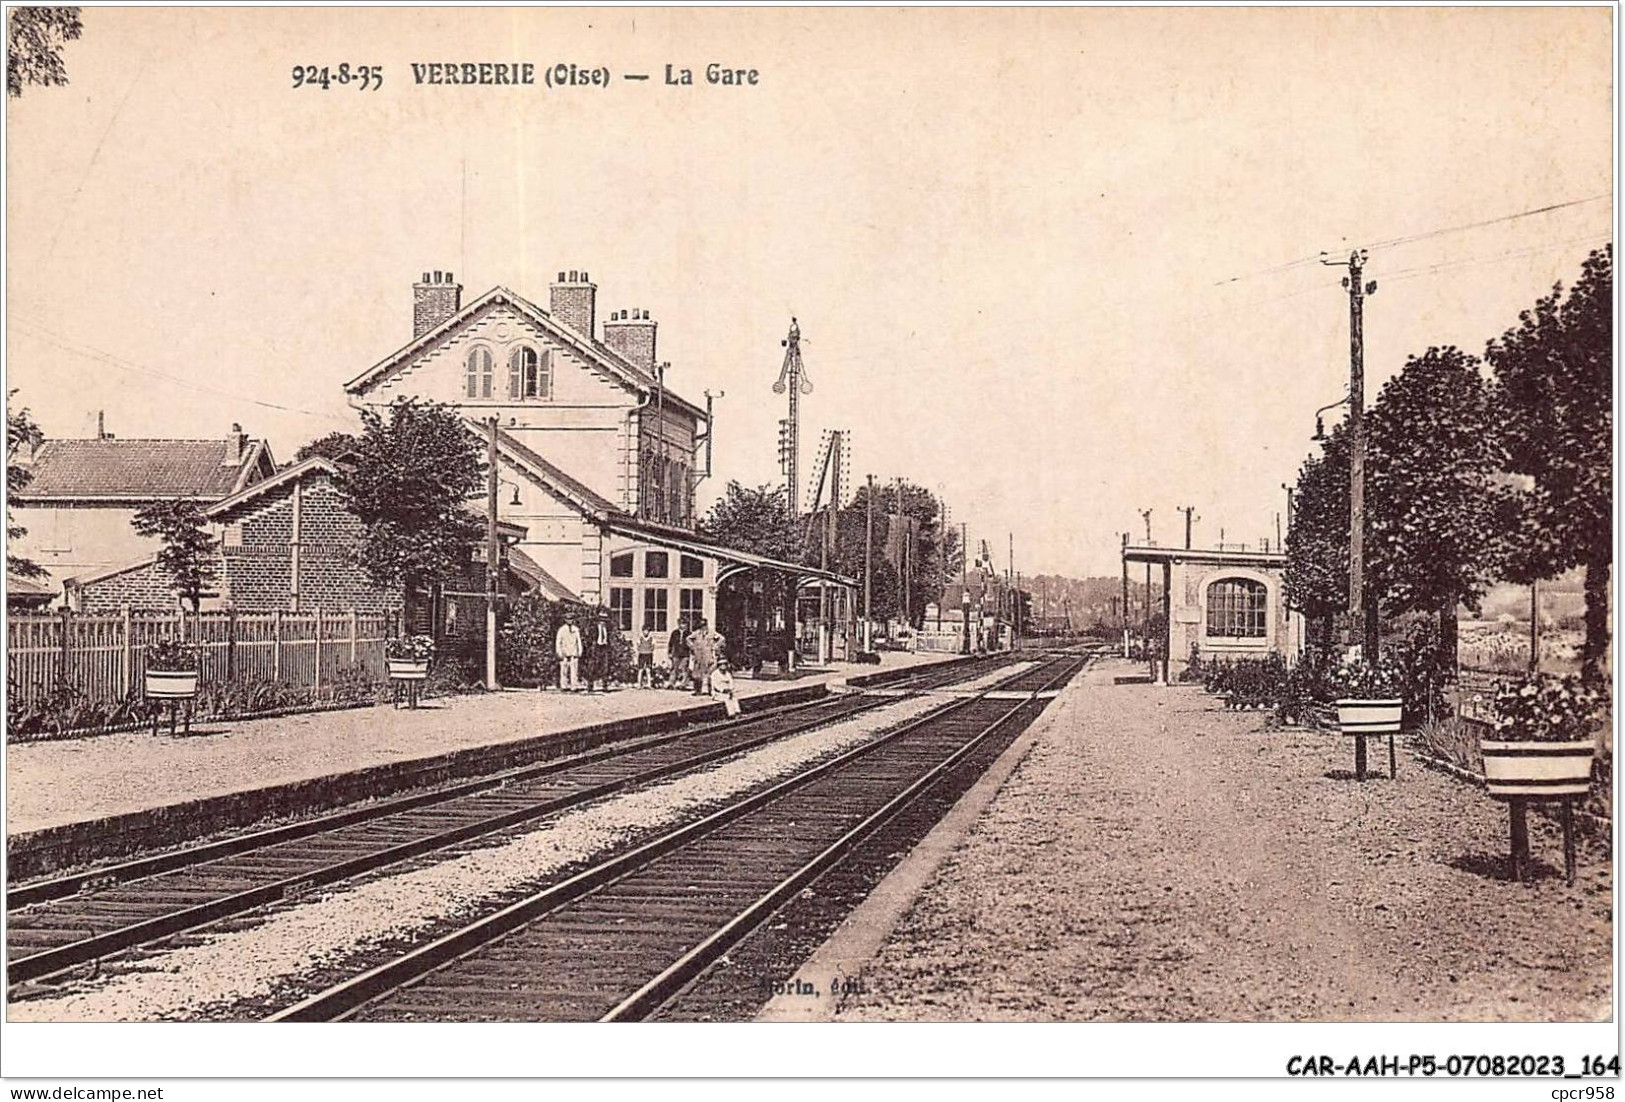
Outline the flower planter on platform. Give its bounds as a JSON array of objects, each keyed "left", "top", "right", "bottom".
[
  {"left": 144, "top": 669, "right": 199, "bottom": 699},
  {"left": 387, "top": 659, "right": 431, "bottom": 681},
  {"left": 1335, "top": 698, "right": 1403, "bottom": 736},
  {"left": 1481, "top": 737, "right": 1595, "bottom": 800}
]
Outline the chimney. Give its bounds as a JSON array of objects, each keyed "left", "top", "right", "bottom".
[
  {"left": 549, "top": 269, "right": 597, "bottom": 340},
  {"left": 602, "top": 307, "right": 658, "bottom": 373},
  {"left": 413, "top": 270, "right": 463, "bottom": 338},
  {"left": 96, "top": 411, "right": 110, "bottom": 440},
  {"left": 223, "top": 423, "right": 246, "bottom": 466}
]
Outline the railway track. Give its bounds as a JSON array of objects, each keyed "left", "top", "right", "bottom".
[
  {"left": 273, "top": 649, "right": 1091, "bottom": 1023},
  {"left": 5, "top": 652, "right": 1018, "bottom": 992}
]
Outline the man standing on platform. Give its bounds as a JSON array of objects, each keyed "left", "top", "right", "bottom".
[
  {"left": 555, "top": 614, "right": 583, "bottom": 692},
  {"left": 687, "top": 618, "right": 715, "bottom": 696}
]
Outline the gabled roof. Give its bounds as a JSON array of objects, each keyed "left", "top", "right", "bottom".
[
  {"left": 345, "top": 285, "right": 707, "bottom": 419},
  {"left": 205, "top": 455, "right": 341, "bottom": 519},
  {"left": 508, "top": 546, "right": 584, "bottom": 604},
  {"left": 13, "top": 437, "right": 275, "bottom": 501},
  {"left": 484, "top": 422, "right": 623, "bottom": 517}
]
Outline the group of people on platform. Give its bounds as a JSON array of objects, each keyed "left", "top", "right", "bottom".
[{"left": 551, "top": 611, "right": 738, "bottom": 715}]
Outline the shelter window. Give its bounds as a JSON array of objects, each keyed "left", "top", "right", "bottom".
[
  {"left": 609, "top": 587, "right": 634, "bottom": 631},
  {"left": 643, "top": 588, "right": 669, "bottom": 632},
  {"left": 680, "top": 555, "right": 705, "bottom": 579},
  {"left": 465, "top": 347, "right": 494, "bottom": 399},
  {"left": 609, "top": 553, "right": 634, "bottom": 579},
  {"left": 1206, "top": 578, "right": 1267, "bottom": 638},
  {"left": 645, "top": 551, "right": 669, "bottom": 579}
]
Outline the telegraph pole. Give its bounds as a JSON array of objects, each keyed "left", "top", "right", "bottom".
[
  {"left": 1323, "top": 249, "right": 1379, "bottom": 660},
  {"left": 485, "top": 417, "right": 500, "bottom": 690},
  {"left": 1120, "top": 531, "right": 1130, "bottom": 658},
  {"left": 1138, "top": 508, "right": 1153, "bottom": 656},
  {"left": 1324, "top": 248, "right": 1379, "bottom": 781},
  {"left": 1178, "top": 505, "right": 1198, "bottom": 550},
  {"left": 864, "top": 474, "right": 874, "bottom": 652}
]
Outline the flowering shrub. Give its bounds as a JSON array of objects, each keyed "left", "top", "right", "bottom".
[
  {"left": 145, "top": 638, "right": 198, "bottom": 672},
  {"left": 1491, "top": 673, "right": 1604, "bottom": 743},
  {"left": 1331, "top": 653, "right": 1402, "bottom": 699},
  {"left": 385, "top": 634, "right": 435, "bottom": 662}
]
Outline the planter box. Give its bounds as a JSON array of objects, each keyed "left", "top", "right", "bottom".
[
  {"left": 1481, "top": 737, "right": 1595, "bottom": 800},
  {"left": 387, "top": 658, "right": 431, "bottom": 681},
  {"left": 144, "top": 669, "right": 199, "bottom": 699},
  {"left": 1335, "top": 698, "right": 1403, "bottom": 735}
]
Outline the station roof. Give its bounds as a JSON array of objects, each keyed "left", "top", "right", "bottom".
[{"left": 1122, "top": 544, "right": 1286, "bottom": 568}]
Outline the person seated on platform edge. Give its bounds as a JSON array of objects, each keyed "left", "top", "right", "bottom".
[{"left": 709, "top": 658, "right": 740, "bottom": 718}]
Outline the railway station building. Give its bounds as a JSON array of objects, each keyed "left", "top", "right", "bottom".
[
  {"left": 1122, "top": 544, "right": 1304, "bottom": 682},
  {"left": 344, "top": 269, "right": 855, "bottom": 668}
]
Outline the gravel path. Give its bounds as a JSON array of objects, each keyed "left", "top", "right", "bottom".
[
  {"left": 835, "top": 658, "right": 1612, "bottom": 1022},
  {"left": 10, "top": 662, "right": 1031, "bottom": 1022},
  {"left": 6, "top": 651, "right": 955, "bottom": 835}
]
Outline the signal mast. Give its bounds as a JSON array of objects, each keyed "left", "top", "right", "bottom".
[{"left": 773, "top": 317, "right": 813, "bottom": 514}]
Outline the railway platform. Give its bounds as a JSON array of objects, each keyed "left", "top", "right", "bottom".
[{"left": 6, "top": 650, "right": 960, "bottom": 877}]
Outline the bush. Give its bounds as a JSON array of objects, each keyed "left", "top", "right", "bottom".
[
  {"left": 1389, "top": 618, "right": 1454, "bottom": 722},
  {"left": 1491, "top": 672, "right": 1605, "bottom": 743},
  {"left": 146, "top": 637, "right": 198, "bottom": 672},
  {"left": 498, "top": 593, "right": 564, "bottom": 687},
  {"left": 384, "top": 634, "right": 435, "bottom": 662}
]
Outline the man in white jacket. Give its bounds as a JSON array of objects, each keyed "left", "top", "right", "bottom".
[{"left": 555, "top": 617, "right": 583, "bottom": 692}]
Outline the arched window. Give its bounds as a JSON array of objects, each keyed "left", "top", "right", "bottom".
[
  {"left": 1206, "top": 577, "right": 1268, "bottom": 638},
  {"left": 508, "top": 347, "right": 551, "bottom": 399},
  {"left": 465, "top": 347, "right": 494, "bottom": 399}
]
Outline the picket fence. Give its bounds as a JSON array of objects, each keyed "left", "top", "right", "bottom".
[{"left": 7, "top": 607, "right": 400, "bottom": 710}]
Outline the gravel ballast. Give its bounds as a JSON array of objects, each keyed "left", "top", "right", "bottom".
[
  {"left": 833, "top": 658, "right": 1612, "bottom": 1022},
  {"left": 10, "top": 662, "right": 1033, "bottom": 1022}
]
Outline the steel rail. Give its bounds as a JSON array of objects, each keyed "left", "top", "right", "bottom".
[
  {"left": 7, "top": 655, "right": 1011, "bottom": 988},
  {"left": 601, "top": 654, "right": 1087, "bottom": 1020},
  {"left": 267, "top": 651, "right": 1089, "bottom": 1023}
]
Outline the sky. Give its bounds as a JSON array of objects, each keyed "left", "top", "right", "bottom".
[{"left": 5, "top": 7, "right": 1613, "bottom": 577}]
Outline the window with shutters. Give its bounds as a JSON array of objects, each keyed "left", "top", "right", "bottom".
[
  {"left": 508, "top": 346, "right": 550, "bottom": 400},
  {"left": 465, "top": 346, "right": 494, "bottom": 399}
]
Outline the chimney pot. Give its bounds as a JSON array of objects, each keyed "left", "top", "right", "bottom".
[
  {"left": 582, "top": 271, "right": 589, "bottom": 282},
  {"left": 412, "top": 269, "right": 463, "bottom": 337},
  {"left": 550, "top": 268, "right": 597, "bottom": 338}
]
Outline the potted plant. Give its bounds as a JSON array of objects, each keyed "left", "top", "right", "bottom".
[
  {"left": 385, "top": 634, "right": 435, "bottom": 680},
  {"left": 1332, "top": 653, "right": 1403, "bottom": 738},
  {"left": 144, "top": 637, "right": 200, "bottom": 700},
  {"left": 1482, "top": 673, "right": 1601, "bottom": 799}
]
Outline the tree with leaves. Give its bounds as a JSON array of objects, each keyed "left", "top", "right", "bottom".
[
  {"left": 1284, "top": 421, "right": 1352, "bottom": 645},
  {"left": 340, "top": 399, "right": 484, "bottom": 611},
  {"left": 7, "top": 396, "right": 46, "bottom": 580},
  {"left": 698, "top": 482, "right": 806, "bottom": 563},
  {"left": 295, "top": 431, "right": 361, "bottom": 464},
  {"left": 132, "top": 500, "right": 219, "bottom": 612},
  {"left": 1364, "top": 346, "right": 1506, "bottom": 664},
  {"left": 1486, "top": 246, "right": 1613, "bottom": 677},
  {"left": 8, "top": 7, "right": 81, "bottom": 97}
]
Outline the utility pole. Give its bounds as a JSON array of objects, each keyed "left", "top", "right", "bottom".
[
  {"left": 1178, "top": 505, "right": 1198, "bottom": 550},
  {"left": 1324, "top": 248, "right": 1379, "bottom": 781},
  {"left": 1323, "top": 248, "right": 1380, "bottom": 660},
  {"left": 485, "top": 417, "right": 500, "bottom": 690},
  {"left": 1120, "top": 531, "right": 1130, "bottom": 658},
  {"left": 1138, "top": 508, "right": 1153, "bottom": 655},
  {"left": 864, "top": 473, "right": 874, "bottom": 652},
  {"left": 773, "top": 318, "right": 812, "bottom": 515},
  {"left": 960, "top": 520, "right": 970, "bottom": 655}
]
